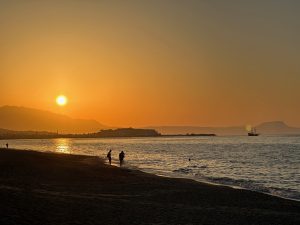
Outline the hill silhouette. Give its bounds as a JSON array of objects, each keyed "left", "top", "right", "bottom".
[
  {"left": 1, "top": 106, "right": 299, "bottom": 135},
  {"left": 256, "top": 121, "right": 300, "bottom": 134},
  {"left": 0, "top": 106, "right": 107, "bottom": 134}
]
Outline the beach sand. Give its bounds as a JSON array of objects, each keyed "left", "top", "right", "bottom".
[{"left": 0, "top": 148, "right": 299, "bottom": 225}]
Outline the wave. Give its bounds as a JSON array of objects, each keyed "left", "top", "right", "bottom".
[
  {"left": 172, "top": 167, "right": 300, "bottom": 200},
  {"left": 198, "top": 176, "right": 300, "bottom": 201},
  {"left": 172, "top": 164, "right": 209, "bottom": 174},
  {"left": 173, "top": 167, "right": 193, "bottom": 174}
]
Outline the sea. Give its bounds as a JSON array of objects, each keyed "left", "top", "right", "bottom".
[{"left": 1, "top": 135, "right": 299, "bottom": 201}]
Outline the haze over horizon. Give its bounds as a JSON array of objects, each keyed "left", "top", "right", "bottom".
[
  {"left": 1, "top": 1, "right": 300, "bottom": 127},
  {"left": 1, "top": 105, "right": 299, "bottom": 133}
]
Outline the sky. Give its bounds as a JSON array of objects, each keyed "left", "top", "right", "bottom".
[{"left": 0, "top": 0, "right": 300, "bottom": 127}]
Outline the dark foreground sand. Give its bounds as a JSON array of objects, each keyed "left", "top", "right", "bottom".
[{"left": 0, "top": 149, "right": 299, "bottom": 225}]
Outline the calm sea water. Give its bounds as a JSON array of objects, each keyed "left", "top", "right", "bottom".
[{"left": 1, "top": 136, "right": 299, "bottom": 201}]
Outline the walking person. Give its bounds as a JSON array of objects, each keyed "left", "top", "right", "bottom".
[
  {"left": 107, "top": 149, "right": 112, "bottom": 165},
  {"left": 119, "top": 151, "right": 125, "bottom": 166},
  {"left": 6, "top": 143, "right": 8, "bottom": 149}
]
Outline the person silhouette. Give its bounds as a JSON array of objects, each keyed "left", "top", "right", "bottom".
[
  {"left": 107, "top": 149, "right": 112, "bottom": 165},
  {"left": 119, "top": 151, "right": 125, "bottom": 166},
  {"left": 6, "top": 143, "right": 8, "bottom": 149}
]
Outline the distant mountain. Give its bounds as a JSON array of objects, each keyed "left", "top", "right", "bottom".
[
  {"left": 1, "top": 105, "right": 299, "bottom": 136},
  {"left": 146, "top": 121, "right": 300, "bottom": 135},
  {"left": 0, "top": 106, "right": 107, "bottom": 133},
  {"left": 0, "top": 128, "right": 60, "bottom": 139},
  {"left": 256, "top": 121, "right": 300, "bottom": 134}
]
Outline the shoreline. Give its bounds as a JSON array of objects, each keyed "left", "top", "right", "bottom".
[
  {"left": 133, "top": 166, "right": 300, "bottom": 203},
  {"left": 0, "top": 148, "right": 299, "bottom": 225},
  {"left": 2, "top": 146, "right": 300, "bottom": 202}
]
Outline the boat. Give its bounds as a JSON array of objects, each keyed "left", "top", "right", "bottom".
[{"left": 248, "top": 128, "right": 259, "bottom": 136}]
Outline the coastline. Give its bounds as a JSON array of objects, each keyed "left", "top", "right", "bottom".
[
  {"left": 131, "top": 165, "right": 300, "bottom": 203},
  {"left": 0, "top": 148, "right": 299, "bottom": 225},
  {"left": 1, "top": 139, "right": 299, "bottom": 201},
  {"left": 0, "top": 133, "right": 216, "bottom": 140}
]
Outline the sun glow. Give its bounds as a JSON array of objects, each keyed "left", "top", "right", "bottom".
[
  {"left": 56, "top": 95, "right": 68, "bottom": 106},
  {"left": 245, "top": 125, "right": 252, "bottom": 132}
]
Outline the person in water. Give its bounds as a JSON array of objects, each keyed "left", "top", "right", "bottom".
[
  {"left": 119, "top": 151, "right": 125, "bottom": 166},
  {"left": 107, "top": 149, "right": 112, "bottom": 165}
]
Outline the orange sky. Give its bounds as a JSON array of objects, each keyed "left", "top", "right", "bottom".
[{"left": 1, "top": 1, "right": 300, "bottom": 127}]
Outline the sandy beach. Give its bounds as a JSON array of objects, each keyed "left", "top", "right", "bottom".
[{"left": 0, "top": 148, "right": 299, "bottom": 225}]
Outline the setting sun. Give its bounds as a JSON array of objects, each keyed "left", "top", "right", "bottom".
[{"left": 56, "top": 95, "right": 68, "bottom": 106}]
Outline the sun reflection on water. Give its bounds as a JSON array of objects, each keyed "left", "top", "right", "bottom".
[{"left": 55, "top": 139, "right": 71, "bottom": 154}]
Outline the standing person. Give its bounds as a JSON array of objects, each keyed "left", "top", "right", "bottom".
[
  {"left": 6, "top": 143, "right": 8, "bottom": 149},
  {"left": 107, "top": 149, "right": 112, "bottom": 165},
  {"left": 119, "top": 151, "right": 125, "bottom": 166}
]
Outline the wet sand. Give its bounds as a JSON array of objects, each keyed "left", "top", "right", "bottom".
[{"left": 0, "top": 148, "right": 299, "bottom": 225}]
